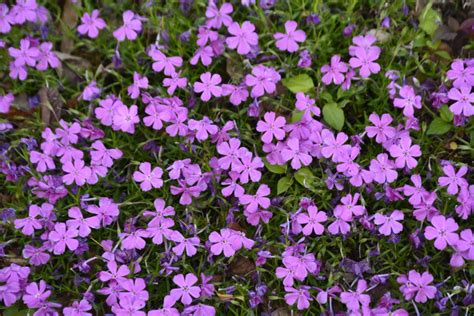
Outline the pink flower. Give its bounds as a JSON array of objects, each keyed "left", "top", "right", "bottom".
[
  {"left": 403, "top": 174, "right": 426, "bottom": 205},
  {"left": 389, "top": 136, "right": 422, "bottom": 169},
  {"left": 232, "top": 152, "right": 263, "bottom": 183},
  {"left": 245, "top": 65, "right": 281, "bottom": 98},
  {"left": 163, "top": 72, "right": 188, "bottom": 95},
  {"left": 62, "top": 159, "right": 92, "bottom": 186},
  {"left": 169, "top": 273, "right": 201, "bottom": 306},
  {"left": 86, "top": 197, "right": 119, "bottom": 228},
  {"left": 149, "top": 46, "right": 183, "bottom": 76},
  {"left": 8, "top": 38, "right": 39, "bottom": 67},
  {"left": 369, "top": 153, "right": 398, "bottom": 184},
  {"left": 30, "top": 150, "right": 55, "bottom": 172},
  {"left": 221, "top": 84, "right": 249, "bottom": 106},
  {"left": 256, "top": 111, "right": 286, "bottom": 143},
  {"left": 90, "top": 140, "right": 123, "bottom": 167},
  {"left": 217, "top": 137, "right": 245, "bottom": 170},
  {"left": 0, "top": 4, "right": 13, "bottom": 34},
  {"left": 23, "top": 280, "right": 50, "bottom": 308},
  {"left": 113, "top": 104, "right": 140, "bottom": 134},
  {"left": 226, "top": 21, "right": 258, "bottom": 55},
  {"left": 399, "top": 270, "right": 437, "bottom": 303},
  {"left": 281, "top": 138, "right": 312, "bottom": 170},
  {"left": 170, "top": 180, "right": 201, "bottom": 205},
  {"left": 340, "top": 279, "right": 371, "bottom": 311},
  {"left": 14, "top": 203, "right": 46, "bottom": 236},
  {"left": 365, "top": 113, "right": 395, "bottom": 144},
  {"left": 66, "top": 206, "right": 98, "bottom": 237},
  {"left": 393, "top": 85, "right": 421, "bottom": 117},
  {"left": 143, "top": 103, "right": 170, "bottom": 131},
  {"left": 295, "top": 92, "right": 320, "bottom": 118},
  {"left": 438, "top": 164, "right": 468, "bottom": 195},
  {"left": 206, "top": 2, "right": 233, "bottom": 29},
  {"left": 113, "top": 10, "right": 142, "bottom": 41},
  {"left": 447, "top": 60, "right": 474, "bottom": 88},
  {"left": 190, "top": 46, "right": 214, "bottom": 66},
  {"left": 239, "top": 184, "right": 271, "bottom": 212},
  {"left": 120, "top": 229, "right": 148, "bottom": 250},
  {"left": 48, "top": 222, "right": 79, "bottom": 254},
  {"left": 447, "top": 85, "right": 474, "bottom": 117},
  {"left": 147, "top": 218, "right": 175, "bottom": 245},
  {"left": 297, "top": 205, "right": 327, "bottom": 235},
  {"left": 349, "top": 47, "right": 380, "bottom": 78},
  {"left": 0, "top": 93, "right": 14, "bottom": 114},
  {"left": 208, "top": 229, "right": 237, "bottom": 257},
  {"left": 36, "top": 42, "right": 60, "bottom": 71},
  {"left": 274, "top": 20, "right": 306, "bottom": 52},
  {"left": 127, "top": 72, "right": 149, "bottom": 99},
  {"left": 63, "top": 299, "right": 93, "bottom": 316},
  {"left": 99, "top": 260, "right": 130, "bottom": 283},
  {"left": 373, "top": 210, "right": 404, "bottom": 236},
  {"left": 193, "top": 72, "right": 222, "bottom": 101},
  {"left": 78, "top": 10, "right": 106, "bottom": 38},
  {"left": 284, "top": 286, "right": 312, "bottom": 310},
  {"left": 321, "top": 55, "right": 348, "bottom": 85},
  {"left": 336, "top": 193, "right": 365, "bottom": 219},
  {"left": 172, "top": 234, "right": 200, "bottom": 257},
  {"left": 188, "top": 116, "right": 218, "bottom": 141},
  {"left": 133, "top": 162, "right": 163, "bottom": 191},
  {"left": 424, "top": 215, "right": 459, "bottom": 250},
  {"left": 321, "top": 130, "right": 351, "bottom": 163}
]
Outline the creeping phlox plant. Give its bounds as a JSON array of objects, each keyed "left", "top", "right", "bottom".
[{"left": 0, "top": 0, "right": 473, "bottom": 315}]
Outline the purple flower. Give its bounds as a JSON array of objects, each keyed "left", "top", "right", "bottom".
[
  {"left": 284, "top": 286, "right": 312, "bottom": 310},
  {"left": 113, "top": 10, "right": 142, "bottom": 42},
  {"left": 239, "top": 184, "right": 271, "bottom": 212},
  {"left": 133, "top": 162, "right": 163, "bottom": 191},
  {"left": 63, "top": 299, "right": 93, "bottom": 316},
  {"left": 245, "top": 65, "right": 281, "bottom": 98},
  {"left": 424, "top": 215, "right": 459, "bottom": 250},
  {"left": 78, "top": 10, "right": 106, "bottom": 38},
  {"left": 256, "top": 111, "right": 286, "bottom": 143},
  {"left": 321, "top": 55, "right": 348, "bottom": 85},
  {"left": 340, "top": 279, "right": 371, "bottom": 311},
  {"left": 398, "top": 270, "right": 437, "bottom": 303},
  {"left": 274, "top": 20, "right": 306, "bottom": 52},
  {"left": 168, "top": 273, "right": 201, "bottom": 306},
  {"left": 225, "top": 21, "right": 258, "bottom": 55},
  {"left": 389, "top": 136, "right": 421, "bottom": 169},
  {"left": 447, "top": 85, "right": 474, "bottom": 117},
  {"left": 48, "top": 222, "right": 79, "bottom": 254},
  {"left": 393, "top": 85, "right": 422, "bottom": 117},
  {"left": 9, "top": 38, "right": 39, "bottom": 67},
  {"left": 205, "top": 2, "right": 233, "bottom": 29},
  {"left": 0, "top": 93, "right": 14, "bottom": 114},
  {"left": 438, "top": 163, "right": 468, "bottom": 195},
  {"left": 23, "top": 280, "right": 51, "bottom": 308},
  {"left": 193, "top": 72, "right": 222, "bottom": 101},
  {"left": 297, "top": 205, "right": 327, "bottom": 235},
  {"left": 373, "top": 210, "right": 404, "bottom": 236}
]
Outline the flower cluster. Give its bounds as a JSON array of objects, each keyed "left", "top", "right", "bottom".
[{"left": 0, "top": 0, "right": 473, "bottom": 315}]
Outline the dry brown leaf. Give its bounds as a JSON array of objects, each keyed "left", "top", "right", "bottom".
[
  {"left": 60, "top": 0, "right": 81, "bottom": 53},
  {"left": 229, "top": 256, "right": 256, "bottom": 276}
]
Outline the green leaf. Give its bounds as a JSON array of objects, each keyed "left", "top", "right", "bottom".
[
  {"left": 3, "top": 307, "right": 29, "bottom": 316},
  {"left": 419, "top": 5, "right": 441, "bottom": 36},
  {"left": 294, "top": 168, "right": 315, "bottom": 189},
  {"left": 439, "top": 105, "right": 454, "bottom": 122},
  {"left": 263, "top": 158, "right": 286, "bottom": 174},
  {"left": 322, "top": 103, "right": 345, "bottom": 130},
  {"left": 282, "top": 74, "right": 314, "bottom": 93},
  {"left": 435, "top": 50, "right": 451, "bottom": 60},
  {"left": 277, "top": 176, "right": 293, "bottom": 195},
  {"left": 427, "top": 117, "right": 452, "bottom": 135}
]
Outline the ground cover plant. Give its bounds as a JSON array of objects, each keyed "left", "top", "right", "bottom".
[{"left": 0, "top": 0, "right": 473, "bottom": 315}]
